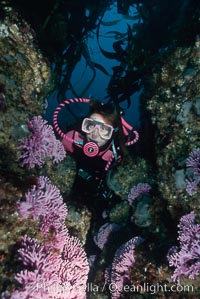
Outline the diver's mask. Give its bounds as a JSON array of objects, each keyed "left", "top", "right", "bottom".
[
  {"left": 81, "top": 118, "right": 114, "bottom": 140},
  {"left": 81, "top": 118, "right": 114, "bottom": 157},
  {"left": 53, "top": 98, "right": 139, "bottom": 163}
]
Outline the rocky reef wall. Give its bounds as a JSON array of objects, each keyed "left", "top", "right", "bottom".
[
  {"left": 143, "top": 39, "right": 200, "bottom": 218},
  {"left": 0, "top": 1, "right": 200, "bottom": 298},
  {"left": 0, "top": 3, "right": 52, "bottom": 178}
]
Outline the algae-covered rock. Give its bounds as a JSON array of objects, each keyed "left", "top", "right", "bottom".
[
  {"left": 0, "top": 3, "right": 78, "bottom": 293},
  {"left": 0, "top": 2, "right": 53, "bottom": 178},
  {"left": 42, "top": 155, "right": 77, "bottom": 195},
  {"left": 65, "top": 203, "right": 92, "bottom": 245},
  {"left": 109, "top": 200, "right": 130, "bottom": 225},
  {"left": 144, "top": 38, "right": 200, "bottom": 216},
  {"left": 0, "top": 176, "right": 40, "bottom": 292},
  {"left": 106, "top": 156, "right": 154, "bottom": 200}
]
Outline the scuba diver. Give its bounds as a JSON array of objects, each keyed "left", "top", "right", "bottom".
[{"left": 53, "top": 98, "right": 139, "bottom": 204}]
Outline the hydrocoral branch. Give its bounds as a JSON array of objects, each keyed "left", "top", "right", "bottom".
[
  {"left": 11, "top": 176, "right": 89, "bottom": 299},
  {"left": 105, "top": 236, "right": 144, "bottom": 299},
  {"left": 186, "top": 149, "right": 200, "bottom": 177},
  {"left": 18, "top": 116, "right": 66, "bottom": 168},
  {"left": 18, "top": 176, "right": 68, "bottom": 222},
  {"left": 93, "top": 222, "right": 120, "bottom": 250},
  {"left": 128, "top": 183, "right": 151, "bottom": 206},
  {"left": 167, "top": 211, "right": 200, "bottom": 283},
  {"left": 185, "top": 149, "right": 200, "bottom": 196}
]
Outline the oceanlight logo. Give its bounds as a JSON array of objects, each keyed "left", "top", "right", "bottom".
[{"left": 108, "top": 282, "right": 194, "bottom": 295}]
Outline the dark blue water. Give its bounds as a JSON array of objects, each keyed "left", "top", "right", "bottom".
[{"left": 44, "top": 2, "right": 141, "bottom": 130}]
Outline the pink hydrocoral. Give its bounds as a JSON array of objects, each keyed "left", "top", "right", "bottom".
[
  {"left": 167, "top": 211, "right": 200, "bottom": 283},
  {"left": 186, "top": 149, "right": 200, "bottom": 176},
  {"left": 128, "top": 183, "right": 151, "bottom": 206},
  {"left": 185, "top": 149, "right": 200, "bottom": 196},
  {"left": 105, "top": 236, "right": 144, "bottom": 299},
  {"left": 18, "top": 116, "right": 66, "bottom": 168},
  {"left": 11, "top": 176, "right": 89, "bottom": 299},
  {"left": 93, "top": 222, "right": 120, "bottom": 250},
  {"left": 18, "top": 176, "right": 68, "bottom": 222},
  {"left": 11, "top": 235, "right": 89, "bottom": 299}
]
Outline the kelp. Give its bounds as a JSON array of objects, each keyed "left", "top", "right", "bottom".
[
  {"left": 6, "top": 0, "right": 113, "bottom": 102},
  {"left": 97, "top": 21, "right": 141, "bottom": 107},
  {"left": 101, "top": 0, "right": 200, "bottom": 107},
  {"left": 101, "top": 19, "right": 121, "bottom": 26},
  {"left": 104, "top": 30, "right": 127, "bottom": 40},
  {"left": 4, "top": 0, "right": 200, "bottom": 108}
]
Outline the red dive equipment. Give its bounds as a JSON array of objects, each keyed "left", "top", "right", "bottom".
[
  {"left": 53, "top": 98, "right": 101, "bottom": 157},
  {"left": 53, "top": 98, "right": 139, "bottom": 166}
]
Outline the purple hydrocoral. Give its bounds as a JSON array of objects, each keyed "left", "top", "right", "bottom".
[
  {"left": 18, "top": 176, "right": 68, "bottom": 222},
  {"left": 186, "top": 149, "right": 200, "bottom": 176},
  {"left": 11, "top": 176, "right": 89, "bottom": 299},
  {"left": 18, "top": 116, "right": 66, "bottom": 168},
  {"left": 185, "top": 178, "right": 199, "bottom": 196},
  {"left": 185, "top": 149, "right": 200, "bottom": 196},
  {"left": 128, "top": 183, "right": 151, "bottom": 206},
  {"left": 167, "top": 211, "right": 200, "bottom": 283},
  {"left": 11, "top": 235, "right": 89, "bottom": 299},
  {"left": 93, "top": 222, "right": 120, "bottom": 250},
  {"left": 105, "top": 236, "right": 144, "bottom": 299}
]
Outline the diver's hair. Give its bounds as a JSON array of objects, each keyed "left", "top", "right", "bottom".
[
  {"left": 88, "top": 100, "right": 118, "bottom": 127},
  {"left": 88, "top": 100, "right": 129, "bottom": 156}
]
